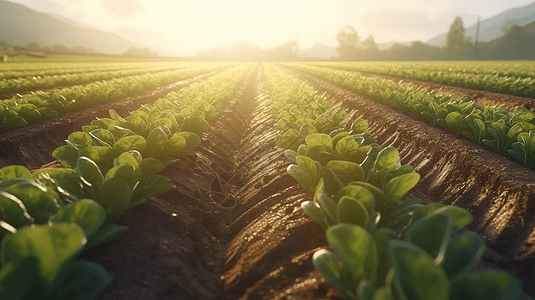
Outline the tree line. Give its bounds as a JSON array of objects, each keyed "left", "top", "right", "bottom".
[{"left": 336, "top": 17, "right": 535, "bottom": 61}]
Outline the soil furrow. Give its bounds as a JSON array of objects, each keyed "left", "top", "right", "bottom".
[
  {"left": 0, "top": 69, "right": 222, "bottom": 169},
  {"left": 79, "top": 65, "right": 337, "bottom": 300},
  {"left": 281, "top": 65, "right": 535, "bottom": 297}
]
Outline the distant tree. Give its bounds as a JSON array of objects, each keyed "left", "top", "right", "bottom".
[
  {"left": 280, "top": 40, "right": 299, "bottom": 54},
  {"left": 26, "top": 42, "right": 40, "bottom": 50},
  {"left": 498, "top": 25, "right": 525, "bottom": 59},
  {"left": 361, "top": 35, "right": 377, "bottom": 51},
  {"left": 337, "top": 26, "right": 359, "bottom": 60},
  {"left": 51, "top": 44, "right": 71, "bottom": 53},
  {"left": 123, "top": 46, "right": 158, "bottom": 57},
  {"left": 71, "top": 46, "right": 96, "bottom": 54},
  {"left": 0, "top": 41, "right": 8, "bottom": 48},
  {"left": 501, "top": 20, "right": 520, "bottom": 35},
  {"left": 445, "top": 17, "right": 470, "bottom": 60}
]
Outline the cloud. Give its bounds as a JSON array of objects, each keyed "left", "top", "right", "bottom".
[{"left": 100, "top": 0, "right": 143, "bottom": 17}]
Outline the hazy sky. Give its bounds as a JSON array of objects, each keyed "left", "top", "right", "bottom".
[{"left": 8, "top": 0, "right": 535, "bottom": 55}]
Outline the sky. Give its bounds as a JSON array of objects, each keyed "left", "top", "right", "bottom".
[{"left": 7, "top": 0, "right": 535, "bottom": 56}]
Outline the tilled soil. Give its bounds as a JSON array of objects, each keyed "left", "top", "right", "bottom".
[
  {"left": 282, "top": 65, "right": 535, "bottom": 297},
  {"left": 3, "top": 63, "right": 535, "bottom": 299}
]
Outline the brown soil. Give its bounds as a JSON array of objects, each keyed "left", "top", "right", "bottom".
[
  {"left": 0, "top": 69, "right": 221, "bottom": 169},
  {"left": 282, "top": 65, "right": 535, "bottom": 297},
  {"left": 355, "top": 70, "right": 535, "bottom": 112}
]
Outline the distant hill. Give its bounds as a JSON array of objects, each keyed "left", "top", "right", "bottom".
[
  {"left": 0, "top": 0, "right": 135, "bottom": 54},
  {"left": 426, "top": 1, "right": 535, "bottom": 47},
  {"left": 299, "top": 44, "right": 339, "bottom": 60}
]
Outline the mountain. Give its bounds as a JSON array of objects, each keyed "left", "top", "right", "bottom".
[
  {"left": 426, "top": 1, "right": 535, "bottom": 47},
  {"left": 0, "top": 0, "right": 135, "bottom": 54},
  {"left": 299, "top": 44, "right": 339, "bottom": 59}
]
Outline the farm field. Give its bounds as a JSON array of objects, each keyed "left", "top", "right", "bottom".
[{"left": 1, "top": 59, "right": 535, "bottom": 300}]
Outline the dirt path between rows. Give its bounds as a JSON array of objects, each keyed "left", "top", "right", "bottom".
[
  {"left": 281, "top": 65, "right": 535, "bottom": 297},
  {"left": 0, "top": 68, "right": 223, "bottom": 170},
  {"left": 351, "top": 69, "right": 535, "bottom": 112}
]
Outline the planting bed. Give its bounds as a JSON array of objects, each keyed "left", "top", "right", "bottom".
[
  {"left": 3, "top": 63, "right": 534, "bottom": 299},
  {"left": 0, "top": 68, "right": 222, "bottom": 169},
  {"left": 351, "top": 70, "right": 535, "bottom": 112},
  {"left": 282, "top": 65, "right": 535, "bottom": 296},
  {"left": 81, "top": 65, "right": 339, "bottom": 299}
]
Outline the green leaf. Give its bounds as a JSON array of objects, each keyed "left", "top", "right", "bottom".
[
  {"left": 0, "top": 257, "right": 41, "bottom": 300},
  {"left": 306, "top": 133, "right": 333, "bottom": 151},
  {"left": 333, "top": 185, "right": 375, "bottom": 214},
  {"left": 52, "top": 145, "right": 79, "bottom": 167},
  {"left": 433, "top": 206, "right": 473, "bottom": 232},
  {"left": 301, "top": 201, "right": 327, "bottom": 230},
  {"left": 76, "top": 156, "right": 104, "bottom": 189},
  {"left": 0, "top": 165, "right": 32, "bottom": 180},
  {"left": 139, "top": 158, "right": 165, "bottom": 175},
  {"left": 67, "top": 132, "right": 92, "bottom": 149},
  {"left": 446, "top": 111, "right": 464, "bottom": 136},
  {"left": 182, "top": 117, "right": 209, "bottom": 136},
  {"left": 450, "top": 270, "right": 529, "bottom": 300},
  {"left": 50, "top": 199, "right": 106, "bottom": 236},
  {"left": 351, "top": 119, "right": 369, "bottom": 134},
  {"left": 1, "top": 223, "right": 86, "bottom": 287},
  {"left": 374, "top": 147, "right": 399, "bottom": 172},
  {"left": 327, "top": 160, "right": 365, "bottom": 182},
  {"left": 174, "top": 131, "right": 201, "bottom": 153},
  {"left": 0, "top": 191, "right": 34, "bottom": 228},
  {"left": 1, "top": 181, "right": 61, "bottom": 224},
  {"left": 276, "top": 129, "right": 301, "bottom": 151},
  {"left": 51, "top": 261, "right": 112, "bottom": 300},
  {"left": 335, "top": 135, "right": 361, "bottom": 158},
  {"left": 132, "top": 174, "right": 172, "bottom": 202},
  {"left": 114, "top": 152, "right": 140, "bottom": 168},
  {"left": 109, "top": 109, "right": 125, "bottom": 122},
  {"left": 327, "top": 224, "right": 378, "bottom": 283},
  {"left": 113, "top": 135, "right": 147, "bottom": 154},
  {"left": 388, "top": 239, "right": 449, "bottom": 300},
  {"left": 96, "top": 178, "right": 132, "bottom": 218},
  {"left": 403, "top": 213, "right": 452, "bottom": 262},
  {"left": 443, "top": 230, "right": 485, "bottom": 278},
  {"left": 105, "top": 165, "right": 142, "bottom": 188},
  {"left": 382, "top": 173, "right": 420, "bottom": 203},
  {"left": 32, "top": 168, "right": 77, "bottom": 189},
  {"left": 148, "top": 127, "right": 168, "bottom": 147},
  {"left": 312, "top": 249, "right": 353, "bottom": 299},
  {"left": 299, "top": 123, "right": 319, "bottom": 140},
  {"left": 89, "top": 129, "right": 115, "bottom": 147},
  {"left": 78, "top": 146, "right": 116, "bottom": 166},
  {"left": 338, "top": 196, "right": 370, "bottom": 227},
  {"left": 84, "top": 223, "right": 129, "bottom": 250}
]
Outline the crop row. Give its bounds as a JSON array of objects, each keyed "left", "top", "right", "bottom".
[
  {"left": 0, "top": 61, "right": 163, "bottom": 72},
  {"left": 264, "top": 63, "right": 531, "bottom": 300},
  {"left": 0, "top": 62, "right": 253, "bottom": 299},
  {"left": 286, "top": 63, "right": 535, "bottom": 170},
  {"left": 0, "top": 62, "right": 233, "bottom": 133},
  {"left": 0, "top": 63, "right": 188, "bottom": 95},
  {"left": 0, "top": 62, "right": 178, "bottom": 80},
  {"left": 309, "top": 61, "right": 535, "bottom": 98}
]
